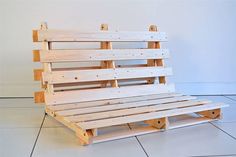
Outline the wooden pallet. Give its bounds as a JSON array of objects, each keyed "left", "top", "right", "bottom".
[{"left": 33, "top": 23, "right": 228, "bottom": 145}]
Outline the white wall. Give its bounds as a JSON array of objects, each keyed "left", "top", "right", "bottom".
[{"left": 0, "top": 0, "right": 236, "bottom": 97}]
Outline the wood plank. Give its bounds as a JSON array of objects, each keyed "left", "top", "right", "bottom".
[
  {"left": 77, "top": 103, "right": 227, "bottom": 130},
  {"left": 93, "top": 117, "right": 214, "bottom": 144},
  {"left": 45, "top": 84, "right": 175, "bottom": 105},
  {"left": 48, "top": 93, "right": 182, "bottom": 110},
  {"left": 38, "top": 49, "right": 170, "bottom": 62},
  {"left": 169, "top": 117, "right": 213, "bottom": 129},
  {"left": 93, "top": 126, "right": 159, "bottom": 143},
  {"left": 66, "top": 100, "right": 209, "bottom": 122},
  {"left": 43, "top": 67, "right": 172, "bottom": 84},
  {"left": 58, "top": 95, "right": 196, "bottom": 116},
  {"left": 33, "top": 30, "right": 168, "bottom": 42},
  {"left": 40, "top": 22, "right": 54, "bottom": 93}
]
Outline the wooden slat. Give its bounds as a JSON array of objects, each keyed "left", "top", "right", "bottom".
[
  {"left": 45, "top": 84, "right": 175, "bottom": 105},
  {"left": 34, "top": 65, "right": 150, "bottom": 82},
  {"left": 43, "top": 67, "right": 172, "bottom": 84},
  {"left": 57, "top": 95, "right": 196, "bottom": 116},
  {"left": 38, "top": 49, "right": 170, "bottom": 62},
  {"left": 33, "top": 30, "right": 168, "bottom": 42},
  {"left": 93, "top": 126, "right": 159, "bottom": 143},
  {"left": 93, "top": 116, "right": 214, "bottom": 144},
  {"left": 77, "top": 103, "right": 227, "bottom": 130},
  {"left": 66, "top": 99, "right": 208, "bottom": 122},
  {"left": 48, "top": 93, "right": 182, "bottom": 110}
]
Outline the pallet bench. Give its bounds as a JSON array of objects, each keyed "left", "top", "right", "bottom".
[{"left": 33, "top": 23, "right": 228, "bottom": 145}]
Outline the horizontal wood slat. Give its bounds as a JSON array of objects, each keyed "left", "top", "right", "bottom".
[
  {"left": 38, "top": 49, "right": 170, "bottom": 62},
  {"left": 77, "top": 103, "right": 227, "bottom": 130},
  {"left": 43, "top": 67, "right": 172, "bottom": 84},
  {"left": 66, "top": 100, "right": 211, "bottom": 122},
  {"left": 57, "top": 95, "right": 196, "bottom": 116},
  {"left": 48, "top": 93, "right": 182, "bottom": 110},
  {"left": 45, "top": 84, "right": 175, "bottom": 105},
  {"left": 33, "top": 30, "right": 168, "bottom": 42}
]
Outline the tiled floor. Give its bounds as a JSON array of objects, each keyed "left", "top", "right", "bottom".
[{"left": 0, "top": 96, "right": 236, "bottom": 157}]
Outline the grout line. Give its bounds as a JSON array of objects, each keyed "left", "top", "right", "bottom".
[
  {"left": 224, "top": 96, "right": 236, "bottom": 102},
  {"left": 30, "top": 113, "right": 46, "bottom": 157},
  {"left": 210, "top": 122, "right": 236, "bottom": 141},
  {"left": 190, "top": 154, "right": 236, "bottom": 157},
  {"left": 127, "top": 124, "right": 150, "bottom": 157},
  {"left": 191, "top": 94, "right": 236, "bottom": 96}
]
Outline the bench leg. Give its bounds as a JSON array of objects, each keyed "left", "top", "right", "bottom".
[
  {"left": 76, "top": 129, "right": 93, "bottom": 145},
  {"left": 145, "top": 117, "right": 169, "bottom": 130},
  {"left": 197, "top": 108, "right": 222, "bottom": 119}
]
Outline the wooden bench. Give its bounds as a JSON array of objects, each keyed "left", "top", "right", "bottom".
[{"left": 33, "top": 22, "right": 228, "bottom": 145}]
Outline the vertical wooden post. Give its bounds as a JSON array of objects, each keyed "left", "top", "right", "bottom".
[
  {"left": 100, "top": 24, "right": 118, "bottom": 88},
  {"left": 147, "top": 25, "right": 166, "bottom": 84},
  {"left": 41, "top": 22, "right": 54, "bottom": 93}
]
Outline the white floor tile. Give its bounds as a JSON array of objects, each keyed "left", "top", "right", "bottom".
[
  {"left": 33, "top": 127, "right": 146, "bottom": 157},
  {"left": 0, "top": 108, "right": 44, "bottom": 128},
  {"left": 0, "top": 98, "right": 41, "bottom": 108},
  {"left": 196, "top": 96, "right": 236, "bottom": 104},
  {"left": 213, "top": 122, "right": 236, "bottom": 138},
  {"left": 0, "top": 128, "right": 39, "bottom": 157},
  {"left": 225, "top": 96, "right": 236, "bottom": 102},
  {"left": 43, "top": 115, "right": 64, "bottom": 128},
  {"left": 136, "top": 123, "right": 236, "bottom": 157}
]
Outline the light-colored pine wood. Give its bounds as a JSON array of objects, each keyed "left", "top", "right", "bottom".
[
  {"left": 40, "top": 22, "right": 54, "bottom": 93},
  {"left": 77, "top": 103, "right": 227, "bottom": 130},
  {"left": 58, "top": 96, "right": 197, "bottom": 117},
  {"left": 145, "top": 117, "right": 169, "bottom": 129},
  {"left": 48, "top": 93, "right": 182, "bottom": 110},
  {"left": 33, "top": 23, "right": 228, "bottom": 145},
  {"left": 92, "top": 126, "right": 160, "bottom": 143},
  {"left": 100, "top": 24, "right": 118, "bottom": 88},
  {"left": 64, "top": 99, "right": 208, "bottom": 121},
  {"left": 147, "top": 25, "right": 166, "bottom": 84},
  {"left": 45, "top": 84, "right": 175, "bottom": 105},
  {"left": 43, "top": 67, "right": 172, "bottom": 84},
  {"left": 33, "top": 30, "right": 168, "bottom": 42},
  {"left": 197, "top": 108, "right": 222, "bottom": 119},
  {"left": 38, "top": 49, "right": 170, "bottom": 62}
]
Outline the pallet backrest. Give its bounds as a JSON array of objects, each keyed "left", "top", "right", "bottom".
[{"left": 33, "top": 23, "right": 175, "bottom": 105}]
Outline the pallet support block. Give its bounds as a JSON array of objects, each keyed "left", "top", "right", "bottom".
[
  {"left": 145, "top": 117, "right": 169, "bottom": 130},
  {"left": 197, "top": 108, "right": 222, "bottom": 119},
  {"left": 32, "top": 23, "right": 228, "bottom": 145}
]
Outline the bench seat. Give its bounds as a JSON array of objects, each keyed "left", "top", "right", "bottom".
[{"left": 33, "top": 23, "right": 228, "bottom": 145}]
